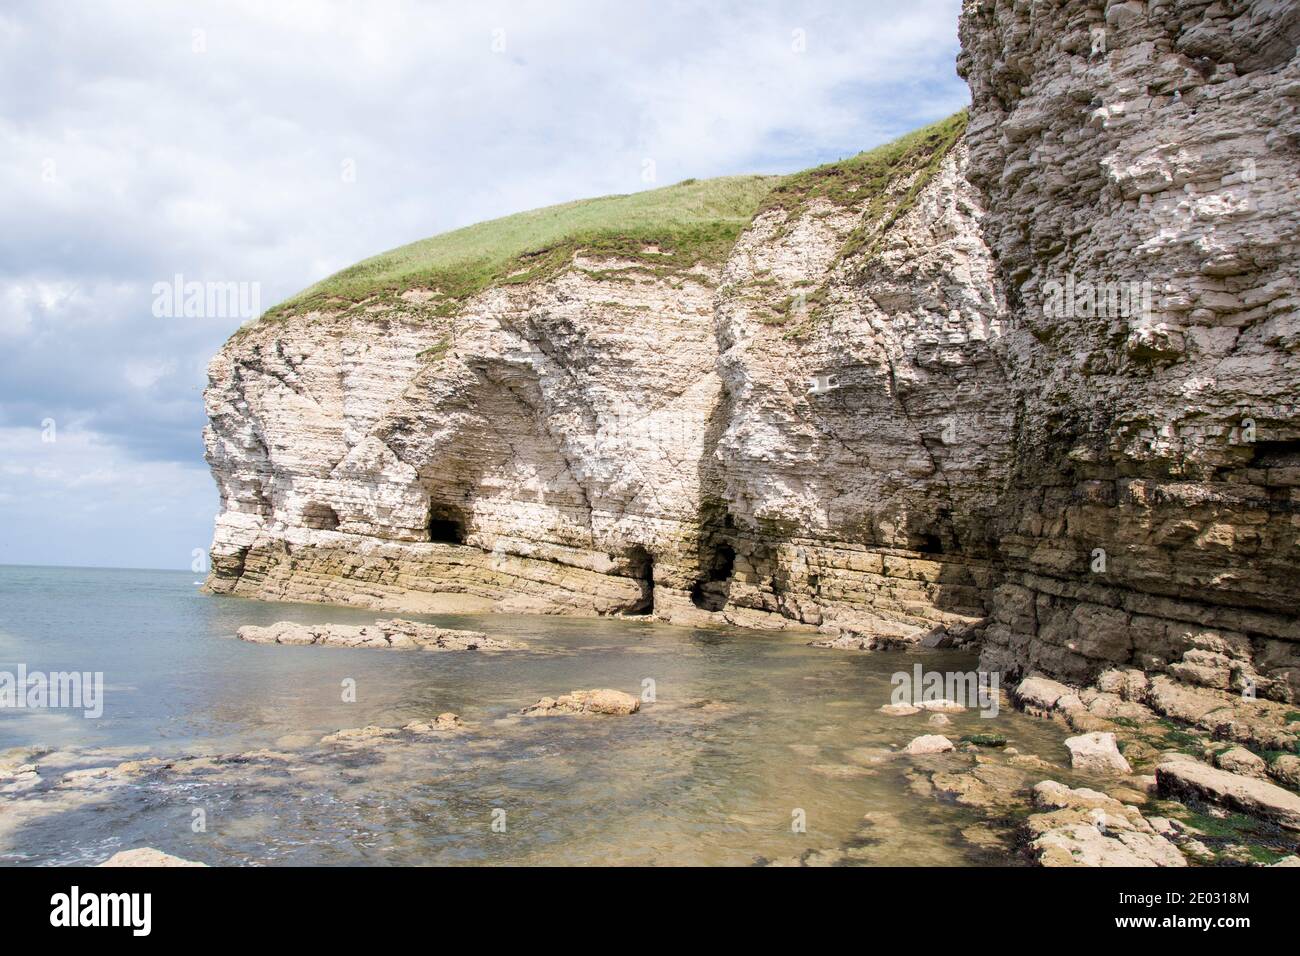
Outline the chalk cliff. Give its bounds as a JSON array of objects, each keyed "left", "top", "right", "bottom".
[{"left": 205, "top": 1, "right": 1299, "bottom": 703}]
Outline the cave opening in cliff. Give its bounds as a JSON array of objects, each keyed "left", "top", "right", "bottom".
[
  {"left": 427, "top": 502, "right": 466, "bottom": 544},
  {"left": 691, "top": 542, "right": 735, "bottom": 611},
  {"left": 1249, "top": 439, "right": 1300, "bottom": 467},
  {"left": 301, "top": 502, "right": 340, "bottom": 531},
  {"left": 624, "top": 545, "right": 655, "bottom": 615},
  {"left": 915, "top": 533, "right": 944, "bottom": 555}
]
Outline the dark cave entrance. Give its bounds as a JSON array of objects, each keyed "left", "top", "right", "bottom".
[
  {"left": 624, "top": 545, "right": 655, "bottom": 615},
  {"left": 301, "top": 502, "right": 340, "bottom": 531},
  {"left": 427, "top": 502, "right": 466, "bottom": 544},
  {"left": 691, "top": 542, "right": 735, "bottom": 611},
  {"left": 1249, "top": 439, "right": 1300, "bottom": 467},
  {"left": 915, "top": 532, "right": 944, "bottom": 555}
]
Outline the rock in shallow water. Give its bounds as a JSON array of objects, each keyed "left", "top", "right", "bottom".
[
  {"left": 237, "top": 618, "right": 523, "bottom": 651},
  {"left": 520, "top": 689, "right": 640, "bottom": 717},
  {"left": 99, "top": 848, "right": 206, "bottom": 867},
  {"left": 903, "top": 735, "right": 955, "bottom": 755}
]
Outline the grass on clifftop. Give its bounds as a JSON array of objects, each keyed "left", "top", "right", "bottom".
[
  {"left": 258, "top": 111, "right": 967, "bottom": 325},
  {"left": 760, "top": 110, "right": 966, "bottom": 218},
  {"left": 266, "top": 175, "right": 777, "bottom": 320}
]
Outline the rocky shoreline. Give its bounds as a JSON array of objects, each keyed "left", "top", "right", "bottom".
[
  {"left": 867, "top": 667, "right": 1300, "bottom": 867},
  {"left": 6, "top": 615, "right": 1299, "bottom": 866}
]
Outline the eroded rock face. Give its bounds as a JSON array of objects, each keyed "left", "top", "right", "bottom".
[
  {"left": 958, "top": 0, "right": 1300, "bottom": 699},
  {"left": 204, "top": 128, "right": 1007, "bottom": 641},
  {"left": 707, "top": 138, "right": 1013, "bottom": 638}
]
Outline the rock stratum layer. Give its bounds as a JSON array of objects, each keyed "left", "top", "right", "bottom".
[
  {"left": 205, "top": 1, "right": 1298, "bottom": 703},
  {"left": 958, "top": 0, "right": 1300, "bottom": 700}
]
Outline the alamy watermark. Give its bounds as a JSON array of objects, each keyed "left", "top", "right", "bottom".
[
  {"left": 151, "top": 274, "right": 261, "bottom": 319},
  {"left": 891, "top": 664, "right": 1000, "bottom": 718},
  {"left": 0, "top": 665, "right": 103, "bottom": 718}
]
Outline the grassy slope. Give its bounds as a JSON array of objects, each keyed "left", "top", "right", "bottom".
[
  {"left": 269, "top": 175, "right": 776, "bottom": 319},
  {"left": 262, "top": 111, "right": 967, "bottom": 322}
]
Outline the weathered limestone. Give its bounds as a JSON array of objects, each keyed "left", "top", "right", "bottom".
[
  {"left": 1027, "top": 781, "right": 1186, "bottom": 867},
  {"left": 1157, "top": 754, "right": 1300, "bottom": 830},
  {"left": 203, "top": 123, "right": 1009, "bottom": 643},
  {"left": 235, "top": 618, "right": 521, "bottom": 651},
  {"left": 520, "top": 689, "right": 641, "bottom": 717},
  {"left": 959, "top": 0, "right": 1300, "bottom": 698},
  {"left": 709, "top": 135, "right": 1013, "bottom": 639},
  {"left": 1065, "top": 732, "right": 1132, "bottom": 774},
  {"left": 903, "top": 734, "right": 956, "bottom": 755}
]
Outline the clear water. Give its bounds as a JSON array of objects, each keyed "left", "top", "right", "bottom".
[{"left": 0, "top": 565, "right": 1073, "bottom": 866}]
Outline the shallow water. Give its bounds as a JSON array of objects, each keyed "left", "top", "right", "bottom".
[{"left": 0, "top": 564, "right": 1074, "bottom": 866}]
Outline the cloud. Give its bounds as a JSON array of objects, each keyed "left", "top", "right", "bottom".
[{"left": 0, "top": 0, "right": 967, "bottom": 567}]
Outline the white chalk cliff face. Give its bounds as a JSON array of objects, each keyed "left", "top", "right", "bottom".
[{"left": 205, "top": 1, "right": 1299, "bottom": 702}]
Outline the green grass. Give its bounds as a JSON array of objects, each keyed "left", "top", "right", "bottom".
[
  {"left": 255, "top": 110, "right": 968, "bottom": 326},
  {"left": 266, "top": 175, "right": 777, "bottom": 319},
  {"left": 759, "top": 110, "right": 967, "bottom": 221}
]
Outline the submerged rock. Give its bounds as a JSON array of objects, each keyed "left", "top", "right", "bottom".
[
  {"left": 521, "top": 689, "right": 641, "bottom": 717},
  {"left": 321, "top": 714, "right": 466, "bottom": 744},
  {"left": 879, "top": 703, "right": 921, "bottom": 716},
  {"left": 237, "top": 618, "right": 523, "bottom": 652},
  {"left": 100, "top": 848, "right": 206, "bottom": 867},
  {"left": 903, "top": 735, "right": 955, "bottom": 755},
  {"left": 403, "top": 713, "right": 464, "bottom": 734}
]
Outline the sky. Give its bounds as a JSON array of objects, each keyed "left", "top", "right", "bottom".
[{"left": 0, "top": 0, "right": 969, "bottom": 570}]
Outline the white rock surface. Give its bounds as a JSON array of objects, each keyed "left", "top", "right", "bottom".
[
  {"left": 521, "top": 689, "right": 641, "bottom": 717},
  {"left": 1157, "top": 755, "right": 1300, "bottom": 831},
  {"left": 1065, "top": 732, "right": 1133, "bottom": 775},
  {"left": 99, "top": 848, "right": 206, "bottom": 867},
  {"left": 236, "top": 618, "right": 521, "bottom": 651},
  {"left": 903, "top": 735, "right": 956, "bottom": 755}
]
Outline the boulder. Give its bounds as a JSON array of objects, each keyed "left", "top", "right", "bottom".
[
  {"left": 916, "top": 698, "right": 967, "bottom": 714},
  {"left": 1270, "top": 754, "right": 1300, "bottom": 790},
  {"left": 1013, "top": 676, "right": 1076, "bottom": 715},
  {"left": 521, "top": 689, "right": 640, "bottom": 717},
  {"left": 1064, "top": 732, "right": 1132, "bottom": 774},
  {"left": 879, "top": 703, "right": 921, "bottom": 716},
  {"left": 1026, "top": 781, "right": 1186, "bottom": 867},
  {"left": 903, "top": 735, "right": 955, "bottom": 755},
  {"left": 1157, "top": 757, "right": 1300, "bottom": 831},
  {"left": 1215, "top": 746, "right": 1267, "bottom": 778}
]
